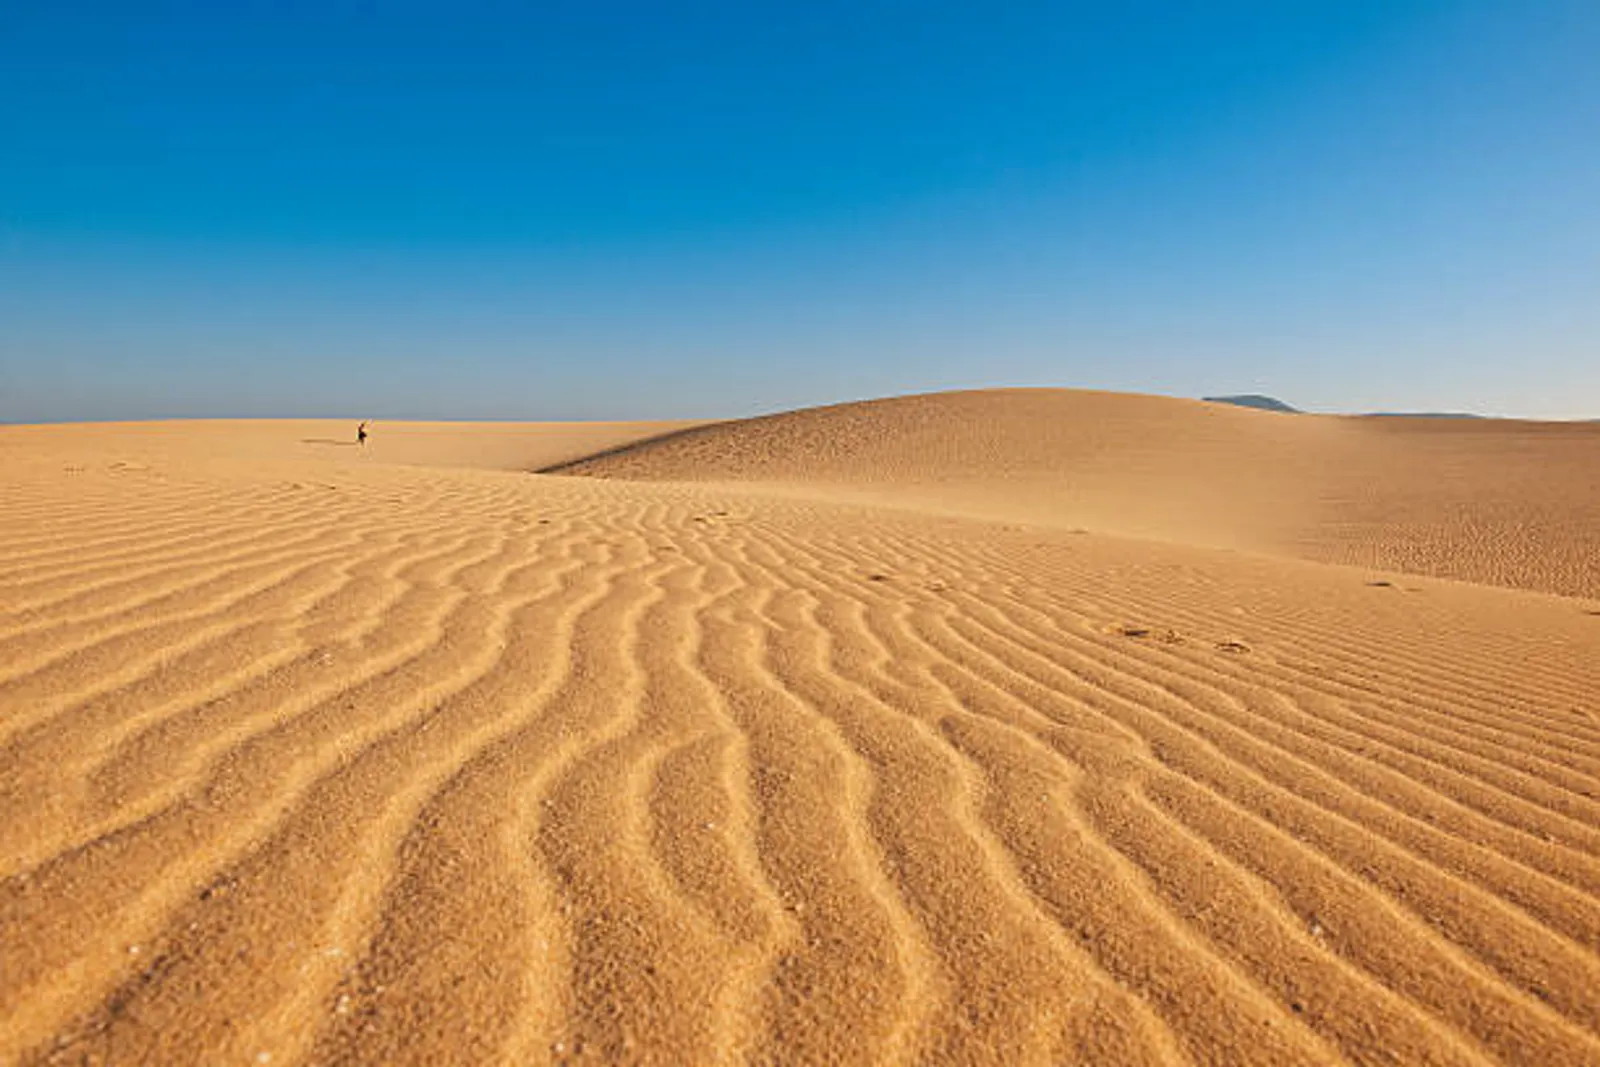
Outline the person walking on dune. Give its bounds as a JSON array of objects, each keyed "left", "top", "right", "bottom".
[{"left": 357, "top": 421, "right": 368, "bottom": 446}]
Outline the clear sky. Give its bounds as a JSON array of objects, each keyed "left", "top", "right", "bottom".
[{"left": 2, "top": 1, "right": 1597, "bottom": 421}]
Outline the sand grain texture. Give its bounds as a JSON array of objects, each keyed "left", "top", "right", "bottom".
[{"left": 1, "top": 392, "right": 1597, "bottom": 1066}]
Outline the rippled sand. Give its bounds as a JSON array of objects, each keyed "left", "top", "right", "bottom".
[{"left": 2, "top": 392, "right": 1596, "bottom": 1065}]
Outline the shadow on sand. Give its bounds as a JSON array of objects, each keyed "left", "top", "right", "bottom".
[{"left": 301, "top": 438, "right": 360, "bottom": 446}]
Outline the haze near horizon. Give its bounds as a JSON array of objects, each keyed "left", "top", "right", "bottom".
[{"left": 2, "top": 2, "right": 1598, "bottom": 421}]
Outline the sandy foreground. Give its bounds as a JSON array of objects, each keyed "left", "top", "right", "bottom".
[{"left": 0, "top": 389, "right": 1596, "bottom": 1066}]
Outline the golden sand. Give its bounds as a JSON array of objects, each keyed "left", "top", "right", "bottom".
[{"left": 1, "top": 391, "right": 1596, "bottom": 1065}]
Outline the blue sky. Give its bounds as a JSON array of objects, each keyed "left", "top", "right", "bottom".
[{"left": 2, "top": 1, "right": 1597, "bottom": 421}]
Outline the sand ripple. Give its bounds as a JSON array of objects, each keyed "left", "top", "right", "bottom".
[{"left": 1, "top": 408, "right": 1597, "bottom": 1065}]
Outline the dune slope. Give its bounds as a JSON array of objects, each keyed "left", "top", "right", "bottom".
[
  {"left": 550, "top": 389, "right": 1600, "bottom": 598},
  {"left": 0, "top": 409, "right": 1597, "bottom": 1066}
]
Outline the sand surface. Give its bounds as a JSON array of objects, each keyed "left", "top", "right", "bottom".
[{"left": 1, "top": 391, "right": 1597, "bottom": 1065}]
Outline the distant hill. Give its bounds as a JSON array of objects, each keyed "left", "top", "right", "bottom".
[
  {"left": 1203, "top": 394, "right": 1301, "bottom": 414},
  {"left": 1205, "top": 397, "right": 1500, "bottom": 419}
]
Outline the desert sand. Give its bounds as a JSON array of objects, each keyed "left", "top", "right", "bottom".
[{"left": 1, "top": 389, "right": 1596, "bottom": 1066}]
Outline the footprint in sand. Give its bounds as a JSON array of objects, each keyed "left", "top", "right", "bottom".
[
  {"left": 1107, "top": 623, "right": 1185, "bottom": 644},
  {"left": 1215, "top": 639, "right": 1252, "bottom": 654}
]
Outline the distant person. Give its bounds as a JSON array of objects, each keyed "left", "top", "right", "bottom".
[{"left": 357, "top": 421, "right": 368, "bottom": 446}]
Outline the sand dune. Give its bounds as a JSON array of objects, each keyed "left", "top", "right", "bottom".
[
  {"left": 551, "top": 389, "right": 1600, "bottom": 598},
  {"left": 1, "top": 393, "right": 1597, "bottom": 1065},
  {"left": 0, "top": 418, "right": 704, "bottom": 477}
]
